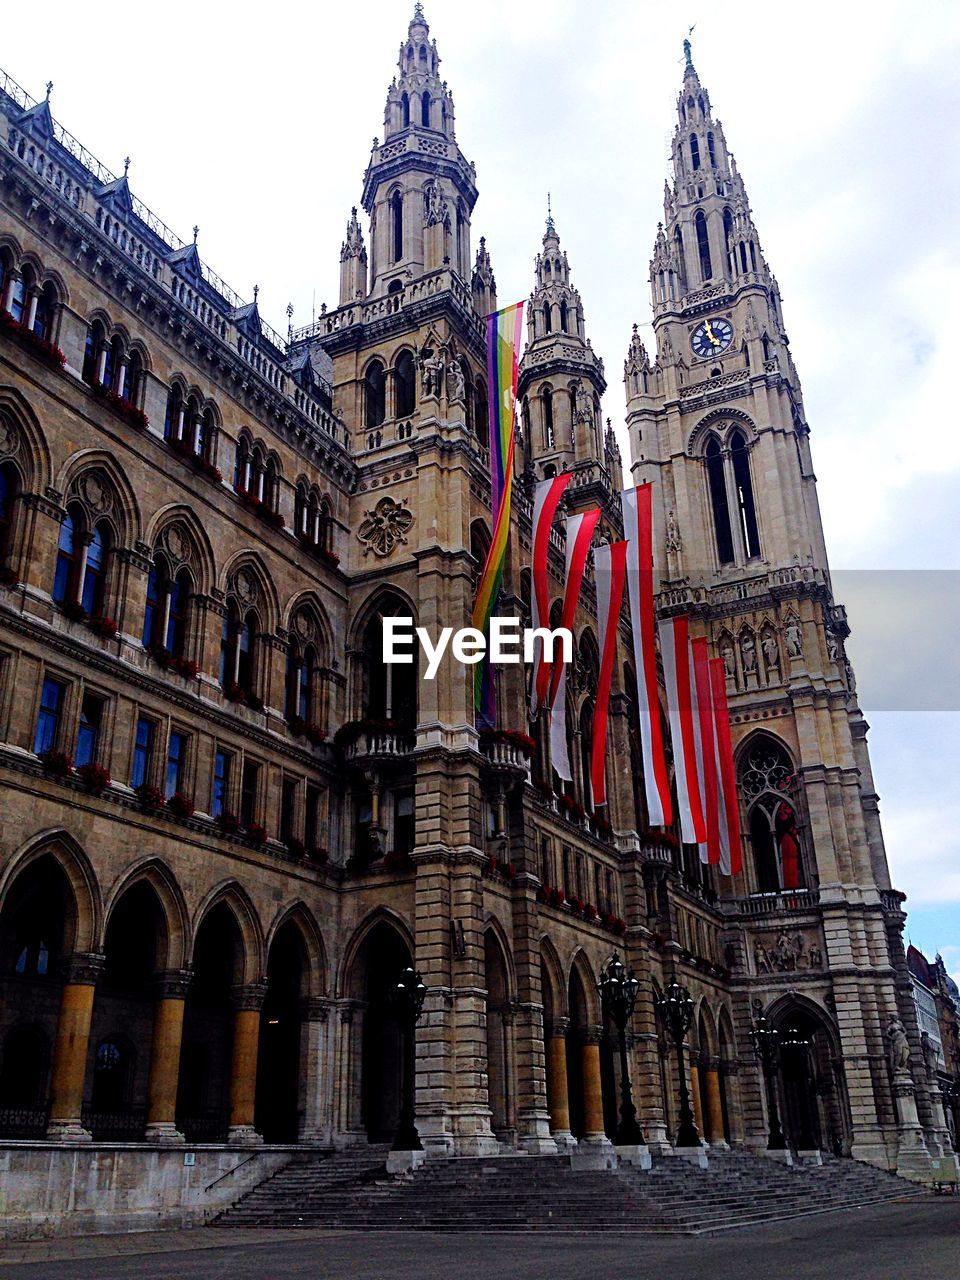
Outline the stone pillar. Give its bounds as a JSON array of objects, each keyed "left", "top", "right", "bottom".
[
  {"left": 46, "top": 953, "right": 105, "bottom": 1142},
  {"left": 689, "top": 1059, "right": 705, "bottom": 1138},
  {"left": 545, "top": 1019, "right": 575, "bottom": 1150},
  {"left": 299, "top": 998, "right": 331, "bottom": 1143},
  {"left": 581, "top": 1030, "right": 607, "bottom": 1140},
  {"left": 893, "top": 1072, "right": 934, "bottom": 1181},
  {"left": 228, "top": 982, "right": 267, "bottom": 1143},
  {"left": 705, "top": 1062, "right": 729, "bottom": 1147},
  {"left": 145, "top": 970, "right": 191, "bottom": 1143}
]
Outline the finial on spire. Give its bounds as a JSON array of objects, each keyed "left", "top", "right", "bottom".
[
  {"left": 545, "top": 191, "right": 555, "bottom": 235},
  {"left": 684, "top": 25, "right": 695, "bottom": 70},
  {"left": 192, "top": 225, "right": 199, "bottom": 244},
  {"left": 413, "top": 1, "right": 425, "bottom": 20},
  {"left": 253, "top": 284, "right": 259, "bottom": 303},
  {"left": 123, "top": 156, "right": 130, "bottom": 177},
  {"left": 45, "top": 80, "right": 53, "bottom": 101}
]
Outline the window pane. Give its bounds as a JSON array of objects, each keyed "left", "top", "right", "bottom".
[
  {"left": 212, "top": 749, "right": 231, "bottom": 818},
  {"left": 75, "top": 694, "right": 104, "bottom": 768},
  {"left": 131, "top": 717, "right": 153, "bottom": 788},
  {"left": 33, "top": 677, "right": 64, "bottom": 755},
  {"left": 166, "top": 731, "right": 186, "bottom": 799}
]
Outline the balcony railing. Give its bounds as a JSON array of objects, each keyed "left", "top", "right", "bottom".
[
  {"left": 81, "top": 1104, "right": 146, "bottom": 1141},
  {"left": 729, "top": 888, "right": 820, "bottom": 917},
  {"left": 338, "top": 721, "right": 415, "bottom": 763},
  {"left": 178, "top": 1107, "right": 230, "bottom": 1143},
  {"left": 0, "top": 1103, "right": 49, "bottom": 1138}
]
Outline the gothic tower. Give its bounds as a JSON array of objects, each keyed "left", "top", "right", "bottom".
[
  {"left": 518, "top": 212, "right": 618, "bottom": 511},
  {"left": 626, "top": 39, "right": 943, "bottom": 1174}
]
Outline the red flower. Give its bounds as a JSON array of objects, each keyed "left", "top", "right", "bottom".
[
  {"left": 246, "top": 822, "right": 268, "bottom": 845},
  {"left": 39, "top": 749, "right": 73, "bottom": 777},
  {"left": 502, "top": 862, "right": 518, "bottom": 881},
  {"left": 216, "top": 811, "right": 241, "bottom": 834},
  {"left": 88, "top": 615, "right": 119, "bottom": 639},
  {"left": 310, "top": 847, "right": 329, "bottom": 866},
  {"left": 76, "top": 762, "right": 110, "bottom": 792},
  {"left": 135, "top": 782, "right": 164, "bottom": 808},
  {"left": 286, "top": 836, "right": 307, "bottom": 858},
  {"left": 166, "top": 792, "right": 194, "bottom": 819}
]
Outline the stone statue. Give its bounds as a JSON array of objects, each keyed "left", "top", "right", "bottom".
[
  {"left": 420, "top": 348, "right": 443, "bottom": 398},
  {"left": 754, "top": 941, "right": 771, "bottom": 974},
  {"left": 886, "top": 1015, "right": 911, "bottom": 1077},
  {"left": 720, "top": 638, "right": 736, "bottom": 679},
  {"left": 447, "top": 357, "right": 465, "bottom": 404},
  {"left": 785, "top": 620, "right": 803, "bottom": 659},
  {"left": 761, "top": 630, "right": 780, "bottom": 672},
  {"left": 920, "top": 1031, "right": 939, "bottom": 1080},
  {"left": 425, "top": 181, "right": 448, "bottom": 228},
  {"left": 826, "top": 630, "right": 839, "bottom": 663},
  {"left": 740, "top": 631, "right": 757, "bottom": 675},
  {"left": 665, "top": 510, "right": 682, "bottom": 553}
]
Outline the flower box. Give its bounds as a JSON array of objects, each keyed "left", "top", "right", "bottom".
[
  {"left": 76, "top": 761, "right": 110, "bottom": 792},
  {"left": 224, "top": 682, "right": 263, "bottom": 711},
  {"left": 584, "top": 903, "right": 599, "bottom": 922},
  {"left": 310, "top": 847, "right": 329, "bottom": 866},
  {"left": 88, "top": 615, "right": 119, "bottom": 640},
  {"left": 216, "top": 811, "right": 241, "bottom": 834},
  {"left": 0, "top": 309, "right": 66, "bottom": 369},
  {"left": 246, "top": 822, "right": 268, "bottom": 845},
  {"left": 166, "top": 792, "right": 194, "bottom": 819},
  {"left": 570, "top": 896, "right": 586, "bottom": 914},
  {"left": 235, "top": 487, "right": 285, "bottom": 529},
  {"left": 479, "top": 728, "right": 536, "bottom": 755},
  {"left": 39, "top": 749, "right": 73, "bottom": 777},
  {"left": 549, "top": 887, "right": 566, "bottom": 908},
  {"left": 135, "top": 782, "right": 164, "bottom": 808},
  {"left": 60, "top": 600, "right": 87, "bottom": 623},
  {"left": 640, "top": 827, "right": 679, "bottom": 850},
  {"left": 91, "top": 382, "right": 148, "bottom": 429},
  {"left": 501, "top": 861, "right": 518, "bottom": 881},
  {"left": 286, "top": 836, "right": 307, "bottom": 858}
]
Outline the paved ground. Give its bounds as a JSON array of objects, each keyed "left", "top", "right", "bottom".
[{"left": 1, "top": 1199, "right": 957, "bottom": 1279}]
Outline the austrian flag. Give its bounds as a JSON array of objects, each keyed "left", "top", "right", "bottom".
[
  {"left": 590, "top": 540, "right": 628, "bottom": 808},
  {"left": 658, "top": 615, "right": 707, "bottom": 846}
]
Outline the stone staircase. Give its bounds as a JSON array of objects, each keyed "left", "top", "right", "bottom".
[{"left": 212, "top": 1146, "right": 925, "bottom": 1234}]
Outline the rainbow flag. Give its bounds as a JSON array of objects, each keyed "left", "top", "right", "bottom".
[{"left": 472, "top": 301, "right": 524, "bottom": 719}]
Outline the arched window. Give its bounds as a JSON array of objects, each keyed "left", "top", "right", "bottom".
[
  {"left": 559, "top": 300, "right": 569, "bottom": 332},
  {"left": 749, "top": 241, "right": 758, "bottom": 273},
  {"left": 543, "top": 303, "right": 552, "bottom": 334},
  {"left": 53, "top": 506, "right": 81, "bottom": 605},
  {"left": 739, "top": 736, "right": 802, "bottom": 892},
  {"left": 164, "top": 386, "right": 183, "bottom": 443},
  {"left": 91, "top": 1038, "right": 134, "bottom": 1114},
  {"left": 730, "top": 430, "right": 760, "bottom": 558},
  {"left": 285, "top": 636, "right": 316, "bottom": 723},
  {"left": 365, "top": 360, "right": 386, "bottom": 428},
  {"left": 196, "top": 406, "right": 215, "bottom": 460},
  {"left": 0, "top": 462, "right": 18, "bottom": 565},
  {"left": 299, "top": 643, "right": 317, "bottom": 721},
  {"left": 166, "top": 569, "right": 191, "bottom": 656},
  {"left": 579, "top": 700, "right": 595, "bottom": 812},
  {"left": 391, "top": 190, "right": 403, "bottom": 263},
  {"left": 421, "top": 91, "right": 431, "bottom": 127},
  {"left": 142, "top": 557, "right": 165, "bottom": 649},
  {"left": 740, "top": 242, "right": 749, "bottom": 274},
  {"left": 31, "top": 281, "right": 57, "bottom": 341},
  {"left": 395, "top": 351, "right": 416, "bottom": 418},
  {"left": 363, "top": 603, "right": 417, "bottom": 727},
  {"left": 689, "top": 133, "right": 701, "bottom": 171},
  {"left": 401, "top": 92, "right": 410, "bottom": 127},
  {"left": 542, "top": 387, "right": 554, "bottom": 449},
  {"left": 674, "top": 225, "right": 686, "bottom": 291},
  {"left": 705, "top": 435, "right": 734, "bottom": 565},
  {"left": 80, "top": 521, "right": 110, "bottom": 616},
  {"left": 125, "top": 348, "right": 144, "bottom": 407},
  {"left": 707, "top": 132, "right": 717, "bottom": 167},
  {"left": 7, "top": 267, "right": 28, "bottom": 324},
  {"left": 82, "top": 320, "right": 108, "bottom": 387},
  {"left": 237, "top": 609, "right": 256, "bottom": 692},
  {"left": 265, "top": 457, "right": 280, "bottom": 512},
  {"left": 722, "top": 207, "right": 734, "bottom": 261},
  {"left": 695, "top": 210, "right": 712, "bottom": 281}
]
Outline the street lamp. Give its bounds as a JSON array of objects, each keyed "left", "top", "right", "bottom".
[
  {"left": 597, "top": 952, "right": 645, "bottom": 1146},
  {"left": 748, "top": 1002, "right": 786, "bottom": 1150},
  {"left": 654, "top": 980, "right": 700, "bottom": 1147},
  {"left": 390, "top": 966, "right": 427, "bottom": 1153}
]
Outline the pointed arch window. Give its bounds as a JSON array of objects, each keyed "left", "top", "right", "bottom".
[
  {"left": 365, "top": 360, "right": 386, "bottom": 428},
  {"left": 674, "top": 225, "right": 686, "bottom": 291},
  {"left": 395, "top": 351, "right": 416, "bottom": 418},
  {"left": 705, "top": 435, "right": 734, "bottom": 565},
  {"left": 689, "top": 133, "right": 701, "bottom": 171},
  {"left": 0, "top": 461, "right": 18, "bottom": 566},
  {"left": 166, "top": 569, "right": 191, "bottom": 656},
  {"left": 53, "top": 508, "right": 79, "bottom": 604},
  {"left": 695, "top": 210, "right": 712, "bottom": 282},
  {"left": 421, "top": 91, "right": 431, "bottom": 128},
  {"left": 542, "top": 387, "right": 555, "bottom": 450},
  {"left": 401, "top": 92, "right": 410, "bottom": 128},
  {"left": 730, "top": 430, "right": 760, "bottom": 558},
  {"left": 707, "top": 132, "right": 717, "bottom": 167},
  {"left": 722, "top": 207, "right": 734, "bottom": 261},
  {"left": 543, "top": 303, "right": 552, "bottom": 334},
  {"left": 559, "top": 300, "right": 569, "bottom": 332},
  {"left": 391, "top": 191, "right": 403, "bottom": 263},
  {"left": 80, "top": 521, "right": 110, "bottom": 616},
  {"left": 740, "top": 736, "right": 803, "bottom": 892}
]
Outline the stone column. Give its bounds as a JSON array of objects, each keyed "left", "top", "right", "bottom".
[
  {"left": 581, "top": 1029, "right": 607, "bottom": 1140},
  {"left": 46, "top": 953, "right": 105, "bottom": 1142},
  {"left": 545, "top": 1019, "right": 575, "bottom": 1150},
  {"left": 299, "top": 997, "right": 331, "bottom": 1143},
  {"left": 145, "top": 970, "right": 191, "bottom": 1143},
  {"left": 705, "top": 1061, "right": 729, "bottom": 1147},
  {"left": 689, "top": 1058, "right": 705, "bottom": 1138},
  {"left": 228, "top": 982, "right": 268, "bottom": 1143}
]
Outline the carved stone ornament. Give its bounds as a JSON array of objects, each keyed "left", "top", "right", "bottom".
[
  {"left": 160, "top": 522, "right": 193, "bottom": 573},
  {"left": 233, "top": 567, "right": 257, "bottom": 605},
  {"left": 0, "top": 413, "right": 20, "bottom": 458},
  {"left": 357, "top": 496, "right": 415, "bottom": 558},
  {"left": 785, "top": 618, "right": 803, "bottom": 659},
  {"left": 752, "top": 929, "right": 823, "bottom": 975},
  {"left": 886, "top": 1015, "right": 911, "bottom": 1077},
  {"left": 79, "top": 471, "right": 113, "bottom": 515},
  {"left": 294, "top": 610, "right": 315, "bottom": 642}
]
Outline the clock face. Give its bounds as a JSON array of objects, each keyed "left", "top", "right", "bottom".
[{"left": 691, "top": 317, "right": 734, "bottom": 358}]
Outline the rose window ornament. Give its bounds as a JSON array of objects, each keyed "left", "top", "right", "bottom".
[
  {"left": 357, "top": 496, "right": 414, "bottom": 558},
  {"left": 740, "top": 740, "right": 794, "bottom": 800}
]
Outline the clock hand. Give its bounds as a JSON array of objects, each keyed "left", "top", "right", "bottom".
[{"left": 705, "top": 321, "right": 720, "bottom": 346}]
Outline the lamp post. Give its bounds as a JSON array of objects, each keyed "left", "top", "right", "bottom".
[
  {"left": 597, "top": 953, "right": 645, "bottom": 1145},
  {"left": 390, "top": 966, "right": 427, "bottom": 1153},
  {"left": 654, "top": 980, "right": 700, "bottom": 1147},
  {"left": 748, "top": 1002, "right": 786, "bottom": 1150}
]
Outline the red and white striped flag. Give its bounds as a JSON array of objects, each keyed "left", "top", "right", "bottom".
[
  {"left": 709, "top": 655, "right": 742, "bottom": 876},
  {"left": 658, "top": 615, "right": 707, "bottom": 845},
  {"left": 591, "top": 540, "right": 628, "bottom": 808},
  {"left": 549, "top": 509, "right": 601, "bottom": 781},
  {"left": 691, "top": 637, "right": 722, "bottom": 866},
  {"left": 529, "top": 473, "right": 572, "bottom": 717},
  {"left": 621, "top": 484, "right": 672, "bottom": 827}
]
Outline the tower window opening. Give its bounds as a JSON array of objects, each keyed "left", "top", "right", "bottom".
[
  {"left": 698, "top": 95, "right": 706, "bottom": 115},
  {"left": 739, "top": 242, "right": 748, "bottom": 274},
  {"left": 689, "top": 133, "right": 701, "bottom": 171},
  {"left": 401, "top": 92, "right": 410, "bottom": 128},
  {"left": 695, "top": 210, "right": 712, "bottom": 281},
  {"left": 658, "top": 272, "right": 666, "bottom": 302},
  {"left": 543, "top": 303, "right": 552, "bottom": 335},
  {"left": 391, "top": 190, "right": 403, "bottom": 262},
  {"left": 730, "top": 430, "right": 761, "bottom": 558},
  {"left": 421, "top": 91, "right": 431, "bottom": 128},
  {"left": 749, "top": 241, "right": 758, "bottom": 272},
  {"left": 705, "top": 435, "right": 734, "bottom": 565},
  {"left": 542, "top": 388, "right": 554, "bottom": 450},
  {"left": 559, "top": 300, "right": 569, "bottom": 332},
  {"left": 674, "top": 225, "right": 686, "bottom": 292},
  {"left": 707, "top": 131, "right": 717, "bottom": 166}
]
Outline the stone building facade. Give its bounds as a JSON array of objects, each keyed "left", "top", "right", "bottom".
[{"left": 0, "top": 7, "right": 951, "bottom": 1233}]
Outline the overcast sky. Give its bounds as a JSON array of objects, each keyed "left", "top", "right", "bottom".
[{"left": 8, "top": 0, "right": 960, "bottom": 977}]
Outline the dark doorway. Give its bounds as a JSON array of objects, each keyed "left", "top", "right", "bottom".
[
  {"left": 357, "top": 922, "right": 411, "bottom": 1142},
  {"left": 256, "top": 922, "right": 306, "bottom": 1142}
]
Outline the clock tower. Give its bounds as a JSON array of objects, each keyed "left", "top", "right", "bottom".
[{"left": 625, "top": 40, "right": 945, "bottom": 1174}]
